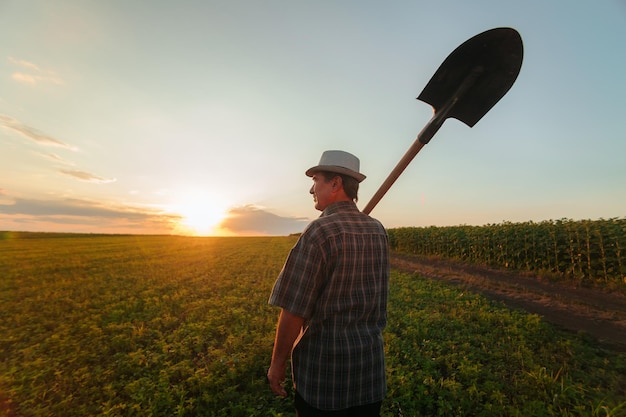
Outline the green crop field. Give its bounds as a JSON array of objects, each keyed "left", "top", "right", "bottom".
[
  {"left": 389, "top": 218, "right": 626, "bottom": 290},
  {"left": 1, "top": 232, "right": 625, "bottom": 416}
]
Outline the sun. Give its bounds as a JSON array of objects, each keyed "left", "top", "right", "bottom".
[{"left": 170, "top": 191, "right": 232, "bottom": 236}]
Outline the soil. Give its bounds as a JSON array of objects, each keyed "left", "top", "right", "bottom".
[{"left": 390, "top": 252, "right": 626, "bottom": 352}]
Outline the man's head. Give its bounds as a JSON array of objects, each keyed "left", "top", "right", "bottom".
[{"left": 306, "top": 150, "right": 364, "bottom": 211}]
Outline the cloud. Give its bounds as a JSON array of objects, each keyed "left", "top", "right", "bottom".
[
  {"left": 1, "top": 115, "right": 117, "bottom": 185},
  {"left": 0, "top": 197, "right": 311, "bottom": 236},
  {"left": 0, "top": 197, "right": 181, "bottom": 234},
  {"left": 36, "top": 152, "right": 75, "bottom": 165},
  {"left": 0, "top": 197, "right": 155, "bottom": 218},
  {"left": 8, "top": 57, "right": 64, "bottom": 86},
  {"left": 59, "top": 169, "right": 116, "bottom": 183},
  {"left": 11, "top": 73, "right": 64, "bottom": 86},
  {"left": 0, "top": 115, "right": 77, "bottom": 150},
  {"left": 8, "top": 57, "right": 41, "bottom": 71},
  {"left": 219, "top": 204, "right": 309, "bottom": 236}
]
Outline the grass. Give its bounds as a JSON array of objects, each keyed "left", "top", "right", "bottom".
[
  {"left": 385, "top": 272, "right": 626, "bottom": 416},
  {"left": 1, "top": 233, "right": 624, "bottom": 416}
]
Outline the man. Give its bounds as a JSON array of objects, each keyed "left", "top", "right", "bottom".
[{"left": 267, "top": 150, "right": 390, "bottom": 416}]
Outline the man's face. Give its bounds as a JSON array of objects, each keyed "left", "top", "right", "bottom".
[{"left": 309, "top": 173, "right": 335, "bottom": 211}]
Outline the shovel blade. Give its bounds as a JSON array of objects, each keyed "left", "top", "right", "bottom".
[{"left": 417, "top": 27, "right": 523, "bottom": 127}]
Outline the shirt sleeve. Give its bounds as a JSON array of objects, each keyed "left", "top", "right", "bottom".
[{"left": 268, "top": 228, "right": 327, "bottom": 319}]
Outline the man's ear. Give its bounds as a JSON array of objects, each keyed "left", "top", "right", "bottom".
[{"left": 331, "top": 175, "right": 343, "bottom": 191}]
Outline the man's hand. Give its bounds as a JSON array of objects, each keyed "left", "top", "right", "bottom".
[
  {"left": 267, "top": 361, "right": 288, "bottom": 397},
  {"left": 268, "top": 309, "right": 305, "bottom": 398}
]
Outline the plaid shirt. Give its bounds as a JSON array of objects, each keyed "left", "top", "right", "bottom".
[{"left": 269, "top": 201, "right": 389, "bottom": 410}]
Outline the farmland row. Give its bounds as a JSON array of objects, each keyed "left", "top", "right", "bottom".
[{"left": 388, "top": 218, "right": 626, "bottom": 287}]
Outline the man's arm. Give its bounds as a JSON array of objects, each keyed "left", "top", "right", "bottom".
[{"left": 267, "top": 309, "right": 305, "bottom": 397}]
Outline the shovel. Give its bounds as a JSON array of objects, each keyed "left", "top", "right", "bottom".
[{"left": 362, "top": 27, "right": 523, "bottom": 215}]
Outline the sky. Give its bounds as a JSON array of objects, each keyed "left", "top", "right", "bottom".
[{"left": 1, "top": 1, "right": 625, "bottom": 236}]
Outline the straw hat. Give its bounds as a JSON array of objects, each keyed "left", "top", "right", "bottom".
[{"left": 305, "top": 150, "right": 366, "bottom": 183}]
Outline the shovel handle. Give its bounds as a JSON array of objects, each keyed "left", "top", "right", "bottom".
[
  {"left": 362, "top": 67, "right": 483, "bottom": 215},
  {"left": 361, "top": 120, "right": 434, "bottom": 215}
]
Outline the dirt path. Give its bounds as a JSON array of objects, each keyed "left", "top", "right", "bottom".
[{"left": 391, "top": 252, "right": 626, "bottom": 352}]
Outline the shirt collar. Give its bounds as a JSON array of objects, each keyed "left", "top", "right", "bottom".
[{"left": 320, "top": 200, "right": 359, "bottom": 217}]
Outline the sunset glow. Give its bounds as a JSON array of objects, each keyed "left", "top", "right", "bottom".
[{"left": 169, "top": 192, "right": 232, "bottom": 236}]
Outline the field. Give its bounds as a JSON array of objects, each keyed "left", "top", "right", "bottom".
[{"left": 1, "top": 233, "right": 625, "bottom": 416}]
